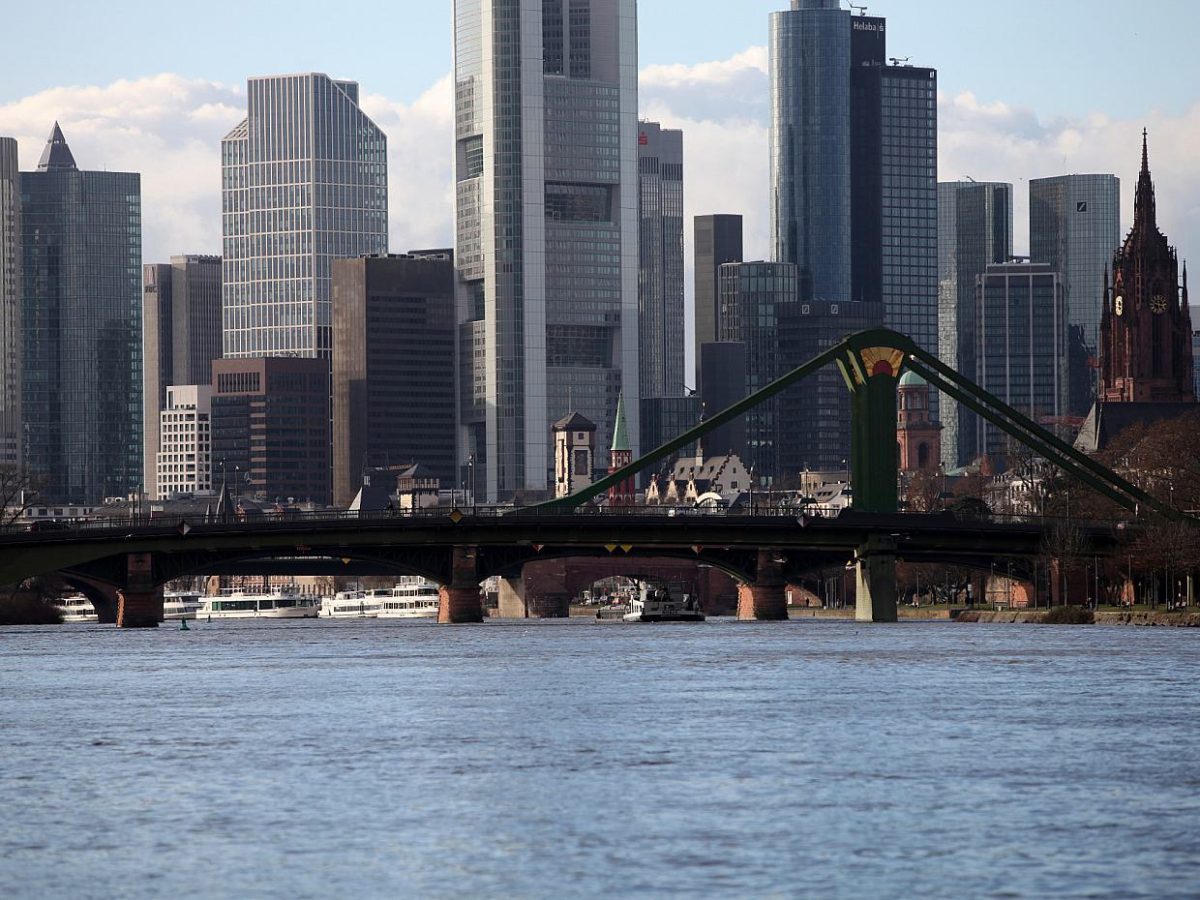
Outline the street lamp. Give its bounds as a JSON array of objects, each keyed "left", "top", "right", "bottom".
[{"left": 469, "top": 454, "right": 476, "bottom": 513}]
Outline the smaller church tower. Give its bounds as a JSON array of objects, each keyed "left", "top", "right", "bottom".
[
  {"left": 897, "top": 371, "right": 942, "bottom": 473},
  {"left": 552, "top": 412, "right": 596, "bottom": 499},
  {"left": 607, "top": 394, "right": 636, "bottom": 505}
]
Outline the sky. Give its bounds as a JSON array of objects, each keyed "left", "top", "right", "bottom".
[{"left": 2, "top": 0, "right": 1199, "bottom": 373}]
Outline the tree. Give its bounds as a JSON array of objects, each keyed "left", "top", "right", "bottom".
[
  {"left": 0, "top": 465, "right": 38, "bottom": 528},
  {"left": 902, "top": 469, "right": 945, "bottom": 513}
]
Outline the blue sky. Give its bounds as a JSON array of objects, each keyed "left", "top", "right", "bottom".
[{"left": 5, "top": 0, "right": 1198, "bottom": 119}]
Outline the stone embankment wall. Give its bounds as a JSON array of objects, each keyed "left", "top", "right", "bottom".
[{"left": 957, "top": 610, "right": 1200, "bottom": 627}]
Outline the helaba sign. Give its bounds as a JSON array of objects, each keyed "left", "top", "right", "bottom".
[{"left": 853, "top": 20, "right": 884, "bottom": 32}]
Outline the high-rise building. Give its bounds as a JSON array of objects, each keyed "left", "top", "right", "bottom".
[
  {"left": 210, "top": 357, "right": 331, "bottom": 505},
  {"left": 975, "top": 262, "right": 1067, "bottom": 460},
  {"left": 143, "top": 255, "right": 222, "bottom": 499},
  {"left": 21, "top": 124, "right": 142, "bottom": 503},
  {"left": 1193, "top": 330, "right": 1200, "bottom": 400},
  {"left": 698, "top": 342, "right": 747, "bottom": 459},
  {"left": 156, "top": 385, "right": 213, "bottom": 499},
  {"left": 770, "top": 0, "right": 851, "bottom": 302},
  {"left": 1029, "top": 173, "right": 1121, "bottom": 416},
  {"left": 331, "top": 251, "right": 457, "bottom": 507},
  {"left": 640, "top": 396, "right": 701, "bottom": 461},
  {"left": 0, "top": 138, "right": 19, "bottom": 469},
  {"left": 637, "top": 121, "right": 684, "bottom": 400},
  {"left": 693, "top": 215, "right": 743, "bottom": 392},
  {"left": 1099, "top": 136, "right": 1192, "bottom": 405},
  {"left": 938, "top": 180, "right": 1013, "bottom": 468},
  {"left": 454, "top": 0, "right": 640, "bottom": 501},
  {"left": 221, "top": 74, "right": 388, "bottom": 359}
]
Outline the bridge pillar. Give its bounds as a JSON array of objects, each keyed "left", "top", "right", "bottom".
[
  {"left": 116, "top": 553, "right": 161, "bottom": 628},
  {"left": 737, "top": 549, "right": 788, "bottom": 621},
  {"left": 855, "top": 537, "right": 897, "bottom": 623},
  {"left": 438, "top": 546, "right": 483, "bottom": 624},
  {"left": 496, "top": 577, "right": 527, "bottom": 618}
]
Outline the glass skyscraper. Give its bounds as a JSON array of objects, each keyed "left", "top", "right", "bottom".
[
  {"left": 770, "top": 0, "right": 852, "bottom": 302},
  {"left": 21, "top": 124, "right": 142, "bottom": 503},
  {"left": 221, "top": 74, "right": 388, "bottom": 359},
  {"left": 975, "top": 263, "right": 1067, "bottom": 460},
  {"left": 0, "top": 138, "right": 19, "bottom": 469},
  {"left": 454, "top": 0, "right": 640, "bottom": 500},
  {"left": 1029, "top": 174, "right": 1121, "bottom": 416},
  {"left": 637, "top": 120, "right": 684, "bottom": 400},
  {"left": 693, "top": 214, "right": 743, "bottom": 393},
  {"left": 938, "top": 180, "right": 1013, "bottom": 468}
]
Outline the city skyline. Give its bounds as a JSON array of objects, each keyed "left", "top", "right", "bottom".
[{"left": 2, "top": 3, "right": 1198, "bottom": 381}]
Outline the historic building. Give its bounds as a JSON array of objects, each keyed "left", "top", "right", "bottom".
[
  {"left": 552, "top": 412, "right": 596, "bottom": 500},
  {"left": 607, "top": 394, "right": 635, "bottom": 505},
  {"left": 896, "top": 371, "right": 942, "bottom": 473},
  {"left": 1100, "top": 135, "right": 1193, "bottom": 404}
]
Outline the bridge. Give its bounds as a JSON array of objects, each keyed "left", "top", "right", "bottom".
[{"left": 1, "top": 328, "right": 1180, "bottom": 626}]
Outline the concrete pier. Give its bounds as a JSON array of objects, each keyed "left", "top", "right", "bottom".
[{"left": 855, "top": 536, "right": 898, "bottom": 623}]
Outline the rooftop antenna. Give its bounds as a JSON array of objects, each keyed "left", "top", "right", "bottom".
[
  {"left": 848, "top": 3, "right": 869, "bottom": 14},
  {"left": 889, "top": 57, "right": 911, "bottom": 66}
]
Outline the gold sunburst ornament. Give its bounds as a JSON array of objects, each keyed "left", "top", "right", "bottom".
[{"left": 859, "top": 347, "right": 906, "bottom": 379}]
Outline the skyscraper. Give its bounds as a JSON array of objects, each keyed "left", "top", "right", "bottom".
[
  {"left": 637, "top": 121, "right": 684, "bottom": 400},
  {"left": 0, "top": 138, "right": 18, "bottom": 469},
  {"left": 938, "top": 180, "right": 1013, "bottom": 468},
  {"left": 770, "top": 0, "right": 851, "bottom": 302},
  {"left": 1029, "top": 173, "right": 1120, "bottom": 416},
  {"left": 143, "top": 255, "right": 222, "bottom": 499},
  {"left": 454, "top": 0, "right": 640, "bottom": 500},
  {"left": 221, "top": 74, "right": 388, "bottom": 359},
  {"left": 21, "top": 124, "right": 142, "bottom": 503},
  {"left": 693, "top": 214, "right": 743, "bottom": 392},
  {"left": 331, "top": 251, "right": 457, "bottom": 507},
  {"left": 975, "top": 262, "right": 1067, "bottom": 459}
]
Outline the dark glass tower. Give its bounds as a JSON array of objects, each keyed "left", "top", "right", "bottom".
[
  {"left": 694, "top": 214, "right": 743, "bottom": 392},
  {"left": 0, "top": 137, "right": 18, "bottom": 470},
  {"left": 638, "top": 121, "right": 685, "bottom": 399},
  {"left": 21, "top": 124, "right": 142, "bottom": 503}
]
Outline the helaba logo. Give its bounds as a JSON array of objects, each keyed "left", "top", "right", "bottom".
[{"left": 853, "top": 20, "right": 883, "bottom": 32}]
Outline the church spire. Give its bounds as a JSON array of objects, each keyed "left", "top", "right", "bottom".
[{"left": 1134, "top": 129, "right": 1157, "bottom": 233}]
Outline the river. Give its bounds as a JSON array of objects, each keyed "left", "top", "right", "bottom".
[{"left": 1, "top": 618, "right": 1197, "bottom": 898}]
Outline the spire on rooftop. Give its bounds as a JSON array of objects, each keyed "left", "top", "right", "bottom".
[
  {"left": 610, "top": 393, "right": 630, "bottom": 452},
  {"left": 1133, "top": 128, "right": 1157, "bottom": 234},
  {"left": 37, "top": 122, "right": 77, "bottom": 172}
]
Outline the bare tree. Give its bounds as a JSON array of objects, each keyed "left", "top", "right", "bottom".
[{"left": 0, "top": 466, "right": 38, "bottom": 528}]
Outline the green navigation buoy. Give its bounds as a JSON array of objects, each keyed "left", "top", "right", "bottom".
[{"left": 181, "top": 618, "right": 189, "bottom": 631}]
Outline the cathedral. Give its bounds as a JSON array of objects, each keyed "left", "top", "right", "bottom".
[{"left": 1076, "top": 134, "right": 1196, "bottom": 452}]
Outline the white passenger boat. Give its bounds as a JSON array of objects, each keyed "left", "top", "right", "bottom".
[
  {"left": 376, "top": 578, "right": 441, "bottom": 619},
  {"left": 321, "top": 590, "right": 382, "bottom": 618},
  {"left": 196, "top": 591, "right": 320, "bottom": 620},
  {"left": 163, "top": 591, "right": 202, "bottom": 621},
  {"left": 55, "top": 594, "right": 98, "bottom": 624},
  {"left": 622, "top": 584, "right": 705, "bottom": 623}
]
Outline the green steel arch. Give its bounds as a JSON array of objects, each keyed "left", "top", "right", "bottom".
[{"left": 541, "top": 327, "right": 1183, "bottom": 521}]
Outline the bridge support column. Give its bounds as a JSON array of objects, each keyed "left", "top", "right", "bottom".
[
  {"left": 855, "top": 537, "right": 897, "bottom": 623},
  {"left": 497, "top": 577, "right": 527, "bottom": 618},
  {"left": 117, "top": 553, "right": 160, "bottom": 628},
  {"left": 738, "top": 549, "right": 788, "bottom": 621},
  {"left": 438, "top": 546, "right": 483, "bottom": 624}
]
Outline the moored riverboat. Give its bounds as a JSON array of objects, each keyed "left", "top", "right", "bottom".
[
  {"left": 622, "top": 584, "right": 705, "bottom": 623},
  {"left": 321, "top": 590, "right": 382, "bottom": 618},
  {"left": 163, "top": 592, "right": 202, "bottom": 621},
  {"left": 376, "top": 578, "right": 441, "bottom": 619},
  {"left": 54, "top": 594, "right": 98, "bottom": 623},
  {"left": 197, "top": 591, "right": 320, "bottom": 620}
]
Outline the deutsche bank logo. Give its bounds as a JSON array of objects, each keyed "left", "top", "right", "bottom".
[{"left": 1077, "top": 202, "right": 1089, "bottom": 213}]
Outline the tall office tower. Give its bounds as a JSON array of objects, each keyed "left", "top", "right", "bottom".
[
  {"left": 1194, "top": 330, "right": 1200, "bottom": 400},
  {"left": 156, "top": 385, "right": 213, "bottom": 500},
  {"left": 698, "top": 341, "right": 747, "bottom": 458},
  {"left": 221, "top": 74, "right": 388, "bottom": 359},
  {"left": 210, "top": 357, "right": 331, "bottom": 504},
  {"left": 143, "top": 255, "right": 222, "bottom": 499},
  {"left": 1029, "top": 174, "right": 1121, "bottom": 416},
  {"left": 640, "top": 396, "right": 701, "bottom": 461},
  {"left": 637, "top": 121, "right": 685, "bottom": 399},
  {"left": 454, "top": 0, "right": 640, "bottom": 501},
  {"left": 693, "top": 215, "right": 743, "bottom": 392},
  {"left": 331, "top": 251, "right": 457, "bottom": 507},
  {"left": 937, "top": 181, "right": 1013, "bottom": 468},
  {"left": 770, "top": 0, "right": 851, "bottom": 301},
  {"left": 0, "top": 138, "right": 19, "bottom": 469},
  {"left": 21, "top": 124, "right": 142, "bottom": 503},
  {"left": 975, "top": 262, "right": 1067, "bottom": 460}
]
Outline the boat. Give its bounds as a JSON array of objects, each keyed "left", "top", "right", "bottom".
[
  {"left": 622, "top": 584, "right": 706, "bottom": 623},
  {"left": 376, "top": 578, "right": 441, "bottom": 619},
  {"left": 55, "top": 594, "right": 98, "bottom": 624},
  {"left": 163, "top": 591, "right": 202, "bottom": 621},
  {"left": 321, "top": 590, "right": 382, "bottom": 618},
  {"left": 196, "top": 590, "right": 320, "bottom": 620}
]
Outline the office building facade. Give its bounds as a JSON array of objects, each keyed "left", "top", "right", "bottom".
[
  {"left": 693, "top": 215, "right": 743, "bottom": 392},
  {"left": 143, "top": 255, "right": 222, "bottom": 499},
  {"left": 640, "top": 396, "right": 701, "bottom": 463},
  {"left": 221, "top": 73, "right": 388, "bottom": 359},
  {"left": 210, "top": 357, "right": 331, "bottom": 505},
  {"left": 975, "top": 263, "right": 1067, "bottom": 460},
  {"left": 21, "top": 124, "right": 142, "bottom": 503},
  {"left": 156, "top": 385, "right": 213, "bottom": 499},
  {"left": 331, "top": 251, "right": 457, "bottom": 507},
  {"left": 0, "top": 138, "right": 18, "bottom": 469},
  {"left": 1029, "top": 174, "right": 1120, "bottom": 416},
  {"left": 938, "top": 180, "right": 1013, "bottom": 468},
  {"left": 698, "top": 341, "right": 747, "bottom": 459},
  {"left": 637, "top": 121, "right": 684, "bottom": 400},
  {"left": 454, "top": 0, "right": 640, "bottom": 500}
]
